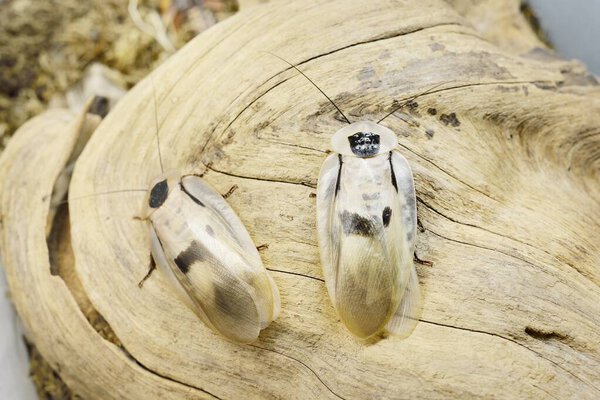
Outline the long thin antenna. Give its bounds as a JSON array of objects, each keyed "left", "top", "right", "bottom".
[
  {"left": 377, "top": 82, "right": 449, "bottom": 124},
  {"left": 264, "top": 51, "right": 352, "bottom": 125},
  {"left": 149, "top": 73, "right": 165, "bottom": 174},
  {"left": 56, "top": 189, "right": 148, "bottom": 206}
]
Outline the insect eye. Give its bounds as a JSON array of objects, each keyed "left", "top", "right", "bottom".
[
  {"left": 348, "top": 132, "right": 380, "bottom": 157},
  {"left": 149, "top": 179, "right": 169, "bottom": 208}
]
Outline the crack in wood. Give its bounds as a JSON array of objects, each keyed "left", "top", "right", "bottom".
[
  {"left": 419, "top": 319, "right": 600, "bottom": 393},
  {"left": 121, "top": 346, "right": 224, "bottom": 400},
  {"left": 298, "top": 22, "right": 464, "bottom": 66},
  {"left": 250, "top": 344, "right": 346, "bottom": 400},
  {"left": 416, "top": 197, "right": 598, "bottom": 286}
]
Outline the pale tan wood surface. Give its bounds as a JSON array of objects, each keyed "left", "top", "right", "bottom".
[{"left": 1, "top": 0, "right": 599, "bottom": 398}]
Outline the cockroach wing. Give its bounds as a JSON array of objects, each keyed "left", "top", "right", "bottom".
[
  {"left": 317, "top": 150, "right": 420, "bottom": 339},
  {"left": 389, "top": 152, "right": 417, "bottom": 251},
  {"left": 384, "top": 151, "right": 422, "bottom": 338},
  {"left": 149, "top": 176, "right": 279, "bottom": 343},
  {"left": 316, "top": 154, "right": 343, "bottom": 303},
  {"left": 149, "top": 227, "right": 217, "bottom": 332},
  {"left": 180, "top": 176, "right": 281, "bottom": 323}
]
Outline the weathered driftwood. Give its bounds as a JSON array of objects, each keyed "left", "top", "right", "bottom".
[{"left": 1, "top": 0, "right": 600, "bottom": 398}]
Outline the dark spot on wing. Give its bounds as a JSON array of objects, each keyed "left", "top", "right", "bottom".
[
  {"left": 206, "top": 225, "right": 214, "bottom": 236},
  {"left": 425, "top": 128, "right": 434, "bottom": 139},
  {"left": 348, "top": 132, "right": 380, "bottom": 157},
  {"left": 440, "top": 112, "right": 461, "bottom": 127},
  {"left": 388, "top": 152, "right": 398, "bottom": 192},
  {"left": 149, "top": 180, "right": 169, "bottom": 208},
  {"left": 213, "top": 284, "right": 232, "bottom": 313},
  {"left": 180, "top": 182, "right": 205, "bottom": 206},
  {"left": 427, "top": 107, "right": 437, "bottom": 115},
  {"left": 174, "top": 240, "right": 204, "bottom": 274},
  {"left": 334, "top": 154, "right": 343, "bottom": 196},
  {"left": 382, "top": 207, "right": 392, "bottom": 227},
  {"left": 341, "top": 210, "right": 376, "bottom": 236}
]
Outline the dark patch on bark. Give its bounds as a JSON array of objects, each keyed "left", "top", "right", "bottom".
[
  {"left": 532, "top": 81, "right": 557, "bottom": 91},
  {"left": 429, "top": 42, "right": 445, "bottom": 52},
  {"left": 425, "top": 128, "right": 434, "bottom": 139},
  {"left": 427, "top": 107, "right": 437, "bottom": 115},
  {"left": 496, "top": 85, "right": 519, "bottom": 93},
  {"left": 440, "top": 112, "right": 460, "bottom": 127},
  {"left": 405, "top": 100, "right": 418, "bottom": 113},
  {"left": 89, "top": 95, "right": 109, "bottom": 118},
  {"left": 525, "top": 326, "right": 570, "bottom": 342}
]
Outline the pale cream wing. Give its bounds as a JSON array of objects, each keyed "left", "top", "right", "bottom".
[
  {"left": 316, "top": 153, "right": 342, "bottom": 301},
  {"left": 385, "top": 262, "right": 422, "bottom": 338},
  {"left": 149, "top": 226, "right": 217, "bottom": 332},
  {"left": 384, "top": 150, "right": 422, "bottom": 337},
  {"left": 152, "top": 205, "right": 262, "bottom": 343},
  {"left": 180, "top": 175, "right": 262, "bottom": 265},
  {"left": 180, "top": 175, "right": 280, "bottom": 325},
  {"left": 390, "top": 151, "right": 417, "bottom": 252}
]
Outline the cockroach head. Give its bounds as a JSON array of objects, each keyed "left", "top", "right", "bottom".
[
  {"left": 331, "top": 121, "right": 397, "bottom": 157},
  {"left": 143, "top": 170, "right": 180, "bottom": 217}
]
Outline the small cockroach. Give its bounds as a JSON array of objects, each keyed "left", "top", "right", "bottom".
[
  {"left": 142, "top": 170, "right": 280, "bottom": 343},
  {"left": 269, "top": 54, "right": 441, "bottom": 339},
  {"left": 74, "top": 76, "right": 280, "bottom": 344}
]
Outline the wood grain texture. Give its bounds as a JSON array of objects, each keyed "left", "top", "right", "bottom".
[{"left": 1, "top": 0, "right": 599, "bottom": 398}]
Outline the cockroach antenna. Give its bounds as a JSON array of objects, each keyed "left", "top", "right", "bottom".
[
  {"left": 376, "top": 81, "right": 450, "bottom": 124},
  {"left": 56, "top": 189, "right": 148, "bottom": 207},
  {"left": 264, "top": 51, "right": 352, "bottom": 125},
  {"left": 149, "top": 72, "right": 165, "bottom": 174}
]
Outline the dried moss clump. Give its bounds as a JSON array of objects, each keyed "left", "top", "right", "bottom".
[{"left": 0, "top": 0, "right": 238, "bottom": 147}]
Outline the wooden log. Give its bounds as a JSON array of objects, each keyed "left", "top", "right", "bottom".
[{"left": 1, "top": 0, "right": 599, "bottom": 398}]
